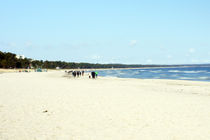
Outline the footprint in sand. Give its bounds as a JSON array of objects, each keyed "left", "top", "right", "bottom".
[{"left": 43, "top": 110, "right": 48, "bottom": 113}]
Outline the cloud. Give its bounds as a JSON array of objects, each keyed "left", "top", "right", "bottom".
[
  {"left": 146, "top": 59, "right": 152, "bottom": 63},
  {"left": 0, "top": 41, "right": 16, "bottom": 47},
  {"left": 7, "top": 42, "right": 16, "bottom": 47},
  {"left": 203, "top": 60, "right": 210, "bottom": 63},
  {"left": 25, "top": 41, "right": 32, "bottom": 47},
  {"left": 185, "top": 54, "right": 190, "bottom": 57},
  {"left": 191, "top": 59, "right": 199, "bottom": 63},
  {"left": 89, "top": 55, "right": 102, "bottom": 63},
  {"left": 129, "top": 40, "right": 137, "bottom": 46},
  {"left": 189, "top": 48, "right": 196, "bottom": 53},
  {"left": 167, "top": 55, "right": 173, "bottom": 59},
  {"left": 90, "top": 55, "right": 101, "bottom": 60}
]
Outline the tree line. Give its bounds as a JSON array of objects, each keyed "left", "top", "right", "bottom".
[{"left": 0, "top": 50, "right": 189, "bottom": 69}]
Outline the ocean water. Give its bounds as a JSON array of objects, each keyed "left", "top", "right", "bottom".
[{"left": 98, "top": 66, "right": 210, "bottom": 82}]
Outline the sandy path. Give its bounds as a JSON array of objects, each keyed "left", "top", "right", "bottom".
[{"left": 0, "top": 72, "right": 210, "bottom": 140}]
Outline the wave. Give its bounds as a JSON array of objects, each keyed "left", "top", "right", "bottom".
[
  {"left": 168, "top": 70, "right": 181, "bottom": 73},
  {"left": 153, "top": 77, "right": 161, "bottom": 79},
  {"left": 198, "top": 77, "right": 210, "bottom": 80},
  {"left": 139, "top": 70, "right": 147, "bottom": 72},
  {"left": 104, "top": 75, "right": 118, "bottom": 78},
  {"left": 179, "top": 77, "right": 195, "bottom": 80},
  {"left": 168, "top": 70, "right": 207, "bottom": 73},
  {"left": 99, "top": 67, "right": 210, "bottom": 82},
  {"left": 149, "top": 70, "right": 163, "bottom": 73},
  {"left": 183, "top": 71, "right": 207, "bottom": 73},
  {"left": 115, "top": 71, "right": 126, "bottom": 75},
  {"left": 106, "top": 70, "right": 115, "bottom": 74},
  {"left": 133, "top": 71, "right": 141, "bottom": 75}
]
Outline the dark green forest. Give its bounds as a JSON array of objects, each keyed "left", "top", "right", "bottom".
[
  {"left": 0, "top": 51, "right": 206, "bottom": 69},
  {"left": 0, "top": 51, "right": 152, "bottom": 69}
]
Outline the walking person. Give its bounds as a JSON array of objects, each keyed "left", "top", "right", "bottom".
[
  {"left": 91, "top": 71, "right": 96, "bottom": 79},
  {"left": 95, "top": 71, "right": 98, "bottom": 78}
]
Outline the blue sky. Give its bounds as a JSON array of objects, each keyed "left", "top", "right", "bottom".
[{"left": 0, "top": 0, "right": 210, "bottom": 64}]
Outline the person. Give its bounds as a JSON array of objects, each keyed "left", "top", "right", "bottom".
[
  {"left": 68, "top": 71, "right": 72, "bottom": 75},
  {"left": 95, "top": 71, "right": 98, "bottom": 78},
  {"left": 76, "top": 71, "right": 80, "bottom": 77},
  {"left": 72, "top": 71, "right": 76, "bottom": 77},
  {"left": 91, "top": 71, "right": 96, "bottom": 79}
]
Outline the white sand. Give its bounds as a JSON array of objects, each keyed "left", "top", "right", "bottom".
[{"left": 0, "top": 72, "right": 210, "bottom": 140}]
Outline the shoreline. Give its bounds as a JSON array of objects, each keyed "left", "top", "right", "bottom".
[{"left": 1, "top": 67, "right": 210, "bottom": 83}]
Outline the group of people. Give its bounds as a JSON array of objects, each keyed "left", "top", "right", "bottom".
[
  {"left": 66, "top": 70, "right": 84, "bottom": 77},
  {"left": 65, "top": 70, "right": 98, "bottom": 79}
]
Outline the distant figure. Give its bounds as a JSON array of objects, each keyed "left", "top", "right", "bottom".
[
  {"left": 95, "top": 71, "right": 98, "bottom": 78},
  {"left": 72, "top": 71, "right": 76, "bottom": 77},
  {"left": 91, "top": 71, "right": 96, "bottom": 79},
  {"left": 82, "top": 70, "right": 84, "bottom": 76},
  {"left": 76, "top": 71, "right": 80, "bottom": 77},
  {"left": 68, "top": 71, "right": 73, "bottom": 74}
]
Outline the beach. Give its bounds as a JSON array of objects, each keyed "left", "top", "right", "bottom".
[{"left": 0, "top": 71, "right": 210, "bottom": 140}]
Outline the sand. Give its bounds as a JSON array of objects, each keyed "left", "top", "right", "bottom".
[{"left": 0, "top": 71, "right": 210, "bottom": 140}]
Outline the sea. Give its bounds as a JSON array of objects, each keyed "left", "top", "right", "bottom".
[{"left": 98, "top": 66, "right": 210, "bottom": 82}]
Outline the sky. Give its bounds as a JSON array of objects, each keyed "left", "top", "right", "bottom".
[{"left": 0, "top": 0, "right": 210, "bottom": 64}]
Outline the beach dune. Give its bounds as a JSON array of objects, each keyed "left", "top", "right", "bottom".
[{"left": 0, "top": 72, "right": 210, "bottom": 140}]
